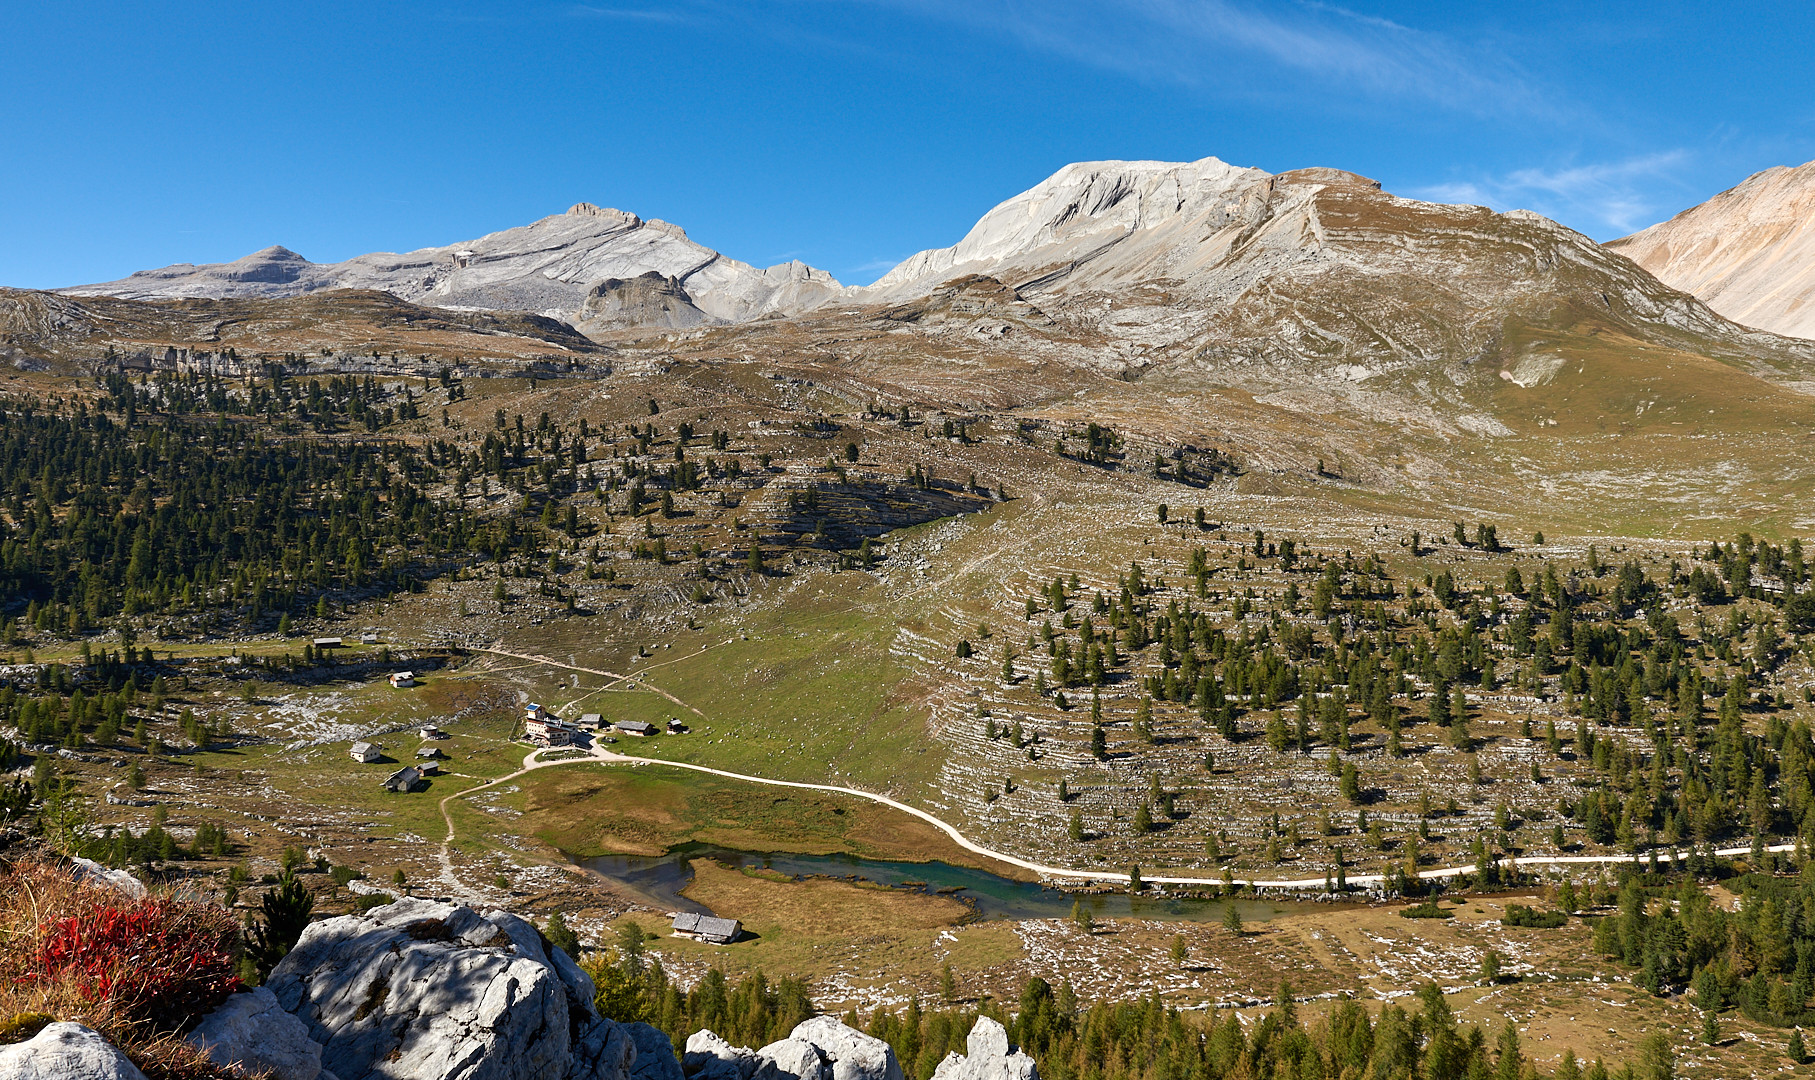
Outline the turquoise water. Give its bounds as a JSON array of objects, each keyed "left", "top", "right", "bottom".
[{"left": 574, "top": 845, "right": 1300, "bottom": 924}]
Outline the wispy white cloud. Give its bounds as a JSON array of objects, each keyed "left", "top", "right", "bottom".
[
  {"left": 850, "top": 255, "right": 909, "bottom": 273},
  {"left": 566, "top": 4, "right": 688, "bottom": 22},
  {"left": 1412, "top": 151, "right": 1690, "bottom": 236},
  {"left": 875, "top": 0, "right": 1552, "bottom": 119}
]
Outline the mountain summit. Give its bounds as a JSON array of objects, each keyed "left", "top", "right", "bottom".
[
  {"left": 863, "top": 156, "right": 1797, "bottom": 383},
  {"left": 64, "top": 204, "right": 851, "bottom": 326},
  {"left": 868, "top": 156, "right": 1271, "bottom": 296},
  {"left": 1607, "top": 159, "right": 1815, "bottom": 340}
]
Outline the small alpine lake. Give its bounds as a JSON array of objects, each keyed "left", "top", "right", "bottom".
[{"left": 573, "top": 844, "right": 1313, "bottom": 924}]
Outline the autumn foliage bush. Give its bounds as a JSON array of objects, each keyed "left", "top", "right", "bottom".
[
  {"left": 25, "top": 892, "right": 242, "bottom": 1028},
  {"left": 0, "top": 854, "right": 245, "bottom": 1078}
]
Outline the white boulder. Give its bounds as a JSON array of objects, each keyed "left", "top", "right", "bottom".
[
  {"left": 266, "top": 897, "right": 642, "bottom": 1080},
  {"left": 186, "top": 985, "right": 327, "bottom": 1080},
  {"left": 787, "top": 1018, "right": 904, "bottom": 1080},
  {"left": 0, "top": 1021, "right": 148, "bottom": 1080},
  {"left": 930, "top": 1019, "right": 1037, "bottom": 1080},
  {"left": 683, "top": 1029, "right": 758, "bottom": 1080},
  {"left": 66, "top": 856, "right": 147, "bottom": 899},
  {"left": 752, "top": 1037, "right": 828, "bottom": 1080}
]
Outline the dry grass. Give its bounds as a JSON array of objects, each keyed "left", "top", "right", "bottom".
[
  {"left": 0, "top": 855, "right": 246, "bottom": 1079},
  {"left": 683, "top": 857, "right": 970, "bottom": 935},
  {"left": 518, "top": 766, "right": 1029, "bottom": 876}
]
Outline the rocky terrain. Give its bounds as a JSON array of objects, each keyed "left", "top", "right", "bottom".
[
  {"left": 63, "top": 203, "right": 850, "bottom": 325},
  {"left": 0, "top": 287, "right": 612, "bottom": 372},
  {"left": 23, "top": 156, "right": 1815, "bottom": 444},
  {"left": 0, "top": 870, "right": 1032, "bottom": 1080},
  {"left": 1609, "top": 158, "right": 1815, "bottom": 339},
  {"left": 885, "top": 159, "right": 1815, "bottom": 396},
  {"left": 6, "top": 151, "right": 1815, "bottom": 1080}
]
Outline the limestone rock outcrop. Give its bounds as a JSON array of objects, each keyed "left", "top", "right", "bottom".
[
  {"left": 683, "top": 1030, "right": 760, "bottom": 1080},
  {"left": 784, "top": 1017, "right": 905, "bottom": 1080},
  {"left": 0, "top": 1022, "right": 149, "bottom": 1080},
  {"left": 186, "top": 985, "right": 330, "bottom": 1080},
  {"left": 752, "top": 1036, "right": 829, "bottom": 1080},
  {"left": 627, "top": 1021, "right": 688, "bottom": 1080},
  {"left": 685, "top": 1019, "right": 904, "bottom": 1080},
  {"left": 578, "top": 272, "right": 718, "bottom": 332},
  {"left": 65, "top": 856, "right": 147, "bottom": 898},
  {"left": 265, "top": 897, "right": 638, "bottom": 1080},
  {"left": 930, "top": 1019, "right": 1037, "bottom": 1080}
]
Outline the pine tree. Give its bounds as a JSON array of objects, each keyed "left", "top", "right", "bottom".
[
  {"left": 545, "top": 911, "right": 580, "bottom": 958},
  {"left": 1071, "top": 897, "right": 1093, "bottom": 933}
]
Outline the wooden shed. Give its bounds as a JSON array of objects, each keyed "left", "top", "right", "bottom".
[{"left": 671, "top": 911, "right": 742, "bottom": 944}]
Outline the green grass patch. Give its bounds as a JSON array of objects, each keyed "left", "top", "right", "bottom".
[{"left": 513, "top": 764, "right": 1026, "bottom": 876}]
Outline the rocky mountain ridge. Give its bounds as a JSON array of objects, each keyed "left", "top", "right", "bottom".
[
  {"left": 63, "top": 203, "right": 851, "bottom": 327},
  {"left": 1607, "top": 158, "right": 1815, "bottom": 340},
  {"left": 864, "top": 156, "right": 1803, "bottom": 371},
  {"left": 0, "top": 286, "right": 614, "bottom": 372},
  {"left": 37, "top": 156, "right": 1815, "bottom": 407}
]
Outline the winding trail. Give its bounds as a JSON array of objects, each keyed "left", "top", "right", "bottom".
[
  {"left": 439, "top": 738, "right": 1798, "bottom": 897},
  {"left": 579, "top": 747, "right": 1799, "bottom": 890},
  {"left": 472, "top": 645, "right": 709, "bottom": 719},
  {"left": 438, "top": 645, "right": 1799, "bottom": 897}
]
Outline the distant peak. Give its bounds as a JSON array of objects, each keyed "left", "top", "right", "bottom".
[{"left": 248, "top": 245, "right": 308, "bottom": 260}]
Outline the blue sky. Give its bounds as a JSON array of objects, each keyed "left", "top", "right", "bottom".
[{"left": 4, "top": 1, "right": 1813, "bottom": 288}]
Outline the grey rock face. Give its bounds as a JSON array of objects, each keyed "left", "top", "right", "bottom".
[
  {"left": 752, "top": 1037, "right": 828, "bottom": 1080},
  {"left": 787, "top": 1018, "right": 904, "bottom": 1080},
  {"left": 578, "top": 272, "right": 717, "bottom": 333},
  {"left": 682, "top": 1029, "right": 758, "bottom": 1080},
  {"left": 0, "top": 1022, "right": 148, "bottom": 1080},
  {"left": 186, "top": 985, "right": 327, "bottom": 1080},
  {"left": 627, "top": 1023, "right": 686, "bottom": 1080},
  {"left": 66, "top": 855, "right": 147, "bottom": 898},
  {"left": 929, "top": 1019, "right": 1037, "bottom": 1080},
  {"left": 63, "top": 205, "right": 851, "bottom": 326},
  {"left": 266, "top": 897, "right": 642, "bottom": 1080},
  {"left": 684, "top": 1020, "right": 902, "bottom": 1080}
]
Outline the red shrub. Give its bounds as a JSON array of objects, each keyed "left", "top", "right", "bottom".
[{"left": 22, "top": 895, "right": 242, "bottom": 1030}]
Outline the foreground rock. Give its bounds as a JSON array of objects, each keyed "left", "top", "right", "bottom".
[
  {"left": 686, "top": 1018, "right": 904, "bottom": 1080},
  {"left": 930, "top": 1019, "right": 1036, "bottom": 1080},
  {"left": 186, "top": 985, "right": 330, "bottom": 1080},
  {"left": 66, "top": 855, "right": 147, "bottom": 898},
  {"left": 0, "top": 1021, "right": 148, "bottom": 1080},
  {"left": 683, "top": 1029, "right": 759, "bottom": 1080},
  {"left": 627, "top": 1021, "right": 687, "bottom": 1080},
  {"left": 267, "top": 897, "right": 641, "bottom": 1080}
]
